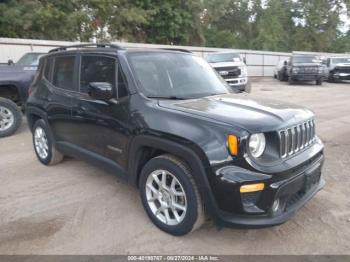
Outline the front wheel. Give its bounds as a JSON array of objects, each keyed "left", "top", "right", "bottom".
[
  {"left": 0, "top": 97, "right": 22, "bottom": 138},
  {"left": 139, "top": 154, "right": 205, "bottom": 236},
  {"left": 288, "top": 77, "right": 294, "bottom": 85},
  {"left": 32, "top": 119, "right": 64, "bottom": 165}
]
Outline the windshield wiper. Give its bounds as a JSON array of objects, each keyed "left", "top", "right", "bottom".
[{"left": 147, "top": 96, "right": 187, "bottom": 100}]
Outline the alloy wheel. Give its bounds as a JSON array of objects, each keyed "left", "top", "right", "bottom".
[
  {"left": 34, "top": 127, "right": 49, "bottom": 159},
  {"left": 0, "top": 106, "right": 14, "bottom": 131},
  {"left": 145, "top": 169, "right": 187, "bottom": 226}
]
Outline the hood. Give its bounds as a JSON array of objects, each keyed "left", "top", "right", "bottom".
[
  {"left": 158, "top": 94, "right": 314, "bottom": 133},
  {"left": 0, "top": 65, "right": 37, "bottom": 83},
  {"left": 0, "top": 64, "right": 37, "bottom": 73},
  {"left": 209, "top": 61, "right": 245, "bottom": 68}
]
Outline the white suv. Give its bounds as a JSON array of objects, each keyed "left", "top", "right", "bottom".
[{"left": 206, "top": 51, "right": 249, "bottom": 92}]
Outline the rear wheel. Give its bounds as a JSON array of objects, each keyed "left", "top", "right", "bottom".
[
  {"left": 32, "top": 119, "right": 63, "bottom": 165},
  {"left": 139, "top": 154, "right": 204, "bottom": 236},
  {"left": 0, "top": 97, "right": 22, "bottom": 138},
  {"left": 316, "top": 79, "right": 323, "bottom": 85}
]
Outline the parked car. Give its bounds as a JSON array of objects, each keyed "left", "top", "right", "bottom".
[
  {"left": 286, "top": 55, "right": 324, "bottom": 85},
  {"left": 0, "top": 52, "right": 45, "bottom": 137},
  {"left": 26, "top": 44, "right": 325, "bottom": 236},
  {"left": 206, "top": 51, "right": 249, "bottom": 92},
  {"left": 325, "top": 56, "right": 350, "bottom": 81},
  {"left": 273, "top": 59, "right": 289, "bottom": 81}
]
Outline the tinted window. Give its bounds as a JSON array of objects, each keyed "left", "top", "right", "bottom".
[
  {"left": 117, "top": 67, "right": 128, "bottom": 98},
  {"left": 206, "top": 53, "right": 241, "bottom": 63},
  {"left": 17, "top": 53, "right": 44, "bottom": 66},
  {"left": 80, "top": 56, "right": 115, "bottom": 93},
  {"left": 52, "top": 56, "right": 75, "bottom": 90},
  {"left": 44, "top": 57, "right": 52, "bottom": 80},
  {"left": 128, "top": 52, "right": 229, "bottom": 99}
]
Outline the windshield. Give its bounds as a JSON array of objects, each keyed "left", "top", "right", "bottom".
[
  {"left": 331, "top": 57, "right": 350, "bottom": 64},
  {"left": 128, "top": 52, "right": 229, "bottom": 99},
  {"left": 292, "top": 56, "right": 321, "bottom": 64},
  {"left": 206, "top": 53, "right": 241, "bottom": 63},
  {"left": 16, "top": 53, "right": 44, "bottom": 66}
]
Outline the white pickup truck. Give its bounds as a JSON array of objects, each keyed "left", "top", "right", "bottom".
[
  {"left": 206, "top": 51, "right": 249, "bottom": 92},
  {"left": 325, "top": 56, "right": 350, "bottom": 81}
]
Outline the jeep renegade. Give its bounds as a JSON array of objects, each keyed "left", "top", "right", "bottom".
[{"left": 26, "top": 44, "right": 325, "bottom": 236}]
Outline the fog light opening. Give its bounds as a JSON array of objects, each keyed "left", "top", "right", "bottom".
[{"left": 271, "top": 198, "right": 281, "bottom": 213}]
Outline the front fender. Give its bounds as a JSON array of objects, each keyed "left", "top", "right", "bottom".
[{"left": 127, "top": 134, "right": 222, "bottom": 220}]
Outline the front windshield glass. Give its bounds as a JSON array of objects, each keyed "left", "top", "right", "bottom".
[
  {"left": 332, "top": 57, "right": 350, "bottom": 64},
  {"left": 206, "top": 53, "right": 241, "bottom": 63},
  {"left": 292, "top": 56, "right": 321, "bottom": 63},
  {"left": 128, "top": 52, "right": 230, "bottom": 99},
  {"left": 16, "top": 53, "right": 44, "bottom": 66}
]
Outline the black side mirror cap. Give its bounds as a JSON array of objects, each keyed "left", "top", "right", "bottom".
[
  {"left": 88, "top": 82, "right": 113, "bottom": 101},
  {"left": 7, "top": 59, "right": 14, "bottom": 65},
  {"left": 283, "top": 61, "right": 287, "bottom": 66}
]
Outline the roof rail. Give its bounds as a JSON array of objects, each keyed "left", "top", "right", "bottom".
[
  {"left": 160, "top": 48, "right": 192, "bottom": 53},
  {"left": 49, "top": 43, "right": 123, "bottom": 53}
]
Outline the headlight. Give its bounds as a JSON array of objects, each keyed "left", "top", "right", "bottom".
[
  {"left": 249, "top": 133, "right": 266, "bottom": 158},
  {"left": 239, "top": 66, "right": 247, "bottom": 76}
]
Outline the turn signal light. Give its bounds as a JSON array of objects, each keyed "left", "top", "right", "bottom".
[
  {"left": 240, "top": 183, "right": 265, "bottom": 193},
  {"left": 228, "top": 135, "right": 239, "bottom": 156}
]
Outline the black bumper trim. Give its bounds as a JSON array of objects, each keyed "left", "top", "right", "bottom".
[{"left": 215, "top": 178, "right": 325, "bottom": 228}]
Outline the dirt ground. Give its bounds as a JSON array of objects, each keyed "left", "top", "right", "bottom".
[{"left": 0, "top": 78, "right": 350, "bottom": 255}]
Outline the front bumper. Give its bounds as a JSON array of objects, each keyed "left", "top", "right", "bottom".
[
  {"left": 209, "top": 149, "right": 325, "bottom": 228},
  {"left": 290, "top": 74, "right": 322, "bottom": 81},
  {"left": 224, "top": 76, "right": 248, "bottom": 87},
  {"left": 331, "top": 73, "right": 350, "bottom": 80}
]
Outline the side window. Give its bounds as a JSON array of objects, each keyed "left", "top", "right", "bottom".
[
  {"left": 44, "top": 57, "right": 52, "bottom": 81},
  {"left": 80, "top": 55, "right": 115, "bottom": 93},
  {"left": 117, "top": 66, "right": 128, "bottom": 98},
  {"left": 52, "top": 56, "right": 76, "bottom": 90}
]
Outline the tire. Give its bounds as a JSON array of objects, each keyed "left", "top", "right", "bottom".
[
  {"left": 316, "top": 79, "right": 323, "bottom": 85},
  {"left": 32, "top": 119, "right": 63, "bottom": 165},
  {"left": 288, "top": 76, "right": 294, "bottom": 85},
  {"left": 0, "top": 97, "right": 22, "bottom": 138},
  {"left": 139, "top": 154, "right": 205, "bottom": 236}
]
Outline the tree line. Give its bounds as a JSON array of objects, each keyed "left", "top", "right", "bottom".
[{"left": 0, "top": 0, "right": 349, "bottom": 53}]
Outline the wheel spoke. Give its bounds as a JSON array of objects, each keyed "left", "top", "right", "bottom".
[
  {"left": 161, "top": 171, "right": 167, "bottom": 188},
  {"left": 172, "top": 208, "right": 181, "bottom": 222},
  {"left": 147, "top": 183, "right": 158, "bottom": 195},
  {"left": 173, "top": 203, "right": 186, "bottom": 211},
  {"left": 164, "top": 208, "right": 171, "bottom": 224}
]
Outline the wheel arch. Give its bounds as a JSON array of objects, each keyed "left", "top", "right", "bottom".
[
  {"left": 0, "top": 83, "right": 22, "bottom": 105},
  {"left": 128, "top": 134, "right": 220, "bottom": 219}
]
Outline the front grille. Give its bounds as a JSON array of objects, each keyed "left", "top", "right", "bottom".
[
  {"left": 335, "top": 66, "right": 350, "bottom": 73},
  {"left": 278, "top": 119, "right": 316, "bottom": 158},
  {"left": 298, "top": 66, "right": 318, "bottom": 74},
  {"left": 215, "top": 67, "right": 241, "bottom": 79}
]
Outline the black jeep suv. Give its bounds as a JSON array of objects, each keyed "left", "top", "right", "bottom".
[
  {"left": 287, "top": 55, "right": 324, "bottom": 85},
  {"left": 26, "top": 44, "right": 325, "bottom": 236}
]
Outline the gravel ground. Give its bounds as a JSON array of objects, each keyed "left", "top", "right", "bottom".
[{"left": 0, "top": 78, "right": 350, "bottom": 255}]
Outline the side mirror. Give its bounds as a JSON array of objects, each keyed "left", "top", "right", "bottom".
[
  {"left": 7, "top": 59, "right": 14, "bottom": 65},
  {"left": 243, "top": 57, "right": 246, "bottom": 64},
  {"left": 88, "top": 82, "right": 113, "bottom": 101},
  {"left": 283, "top": 61, "right": 287, "bottom": 66}
]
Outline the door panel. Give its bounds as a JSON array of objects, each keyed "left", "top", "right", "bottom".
[{"left": 69, "top": 54, "right": 130, "bottom": 170}]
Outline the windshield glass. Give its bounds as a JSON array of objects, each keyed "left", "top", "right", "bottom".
[
  {"left": 206, "top": 53, "right": 241, "bottom": 63},
  {"left": 332, "top": 57, "right": 350, "bottom": 64},
  {"left": 16, "top": 53, "right": 44, "bottom": 66},
  {"left": 292, "top": 56, "right": 321, "bottom": 64},
  {"left": 128, "top": 52, "right": 229, "bottom": 99}
]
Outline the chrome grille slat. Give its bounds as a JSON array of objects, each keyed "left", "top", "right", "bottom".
[{"left": 278, "top": 119, "right": 316, "bottom": 158}]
